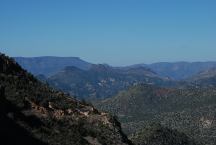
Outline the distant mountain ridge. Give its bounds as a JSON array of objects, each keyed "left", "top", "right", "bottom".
[
  {"left": 47, "top": 64, "right": 171, "bottom": 99},
  {"left": 145, "top": 61, "right": 216, "bottom": 80},
  {"left": 186, "top": 67, "right": 216, "bottom": 87},
  {"left": 1, "top": 53, "right": 200, "bottom": 145},
  {"left": 189, "top": 67, "right": 216, "bottom": 80},
  {"left": 15, "top": 56, "right": 174, "bottom": 100},
  {"left": 14, "top": 57, "right": 216, "bottom": 80},
  {"left": 1, "top": 53, "right": 132, "bottom": 145},
  {"left": 14, "top": 56, "right": 92, "bottom": 76},
  {"left": 15, "top": 56, "right": 216, "bottom": 101}
]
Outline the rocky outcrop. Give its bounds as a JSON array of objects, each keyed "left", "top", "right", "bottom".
[{"left": 0, "top": 53, "right": 132, "bottom": 145}]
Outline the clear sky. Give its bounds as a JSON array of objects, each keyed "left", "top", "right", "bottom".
[{"left": 0, "top": 0, "right": 216, "bottom": 66}]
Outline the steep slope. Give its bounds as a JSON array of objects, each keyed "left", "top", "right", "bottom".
[
  {"left": 96, "top": 84, "right": 216, "bottom": 145},
  {"left": 96, "top": 85, "right": 175, "bottom": 117},
  {"left": 0, "top": 53, "right": 132, "bottom": 145},
  {"left": 48, "top": 64, "right": 172, "bottom": 99},
  {"left": 0, "top": 89, "right": 48, "bottom": 145},
  {"left": 14, "top": 56, "right": 92, "bottom": 76}
]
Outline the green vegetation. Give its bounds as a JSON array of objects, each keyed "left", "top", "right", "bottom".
[
  {"left": 3, "top": 52, "right": 216, "bottom": 145},
  {"left": 130, "top": 123, "right": 198, "bottom": 145},
  {"left": 48, "top": 64, "right": 173, "bottom": 100},
  {"left": 0, "top": 53, "right": 132, "bottom": 145},
  {"left": 96, "top": 84, "right": 216, "bottom": 145}
]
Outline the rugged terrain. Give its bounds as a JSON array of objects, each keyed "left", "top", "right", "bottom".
[
  {"left": 130, "top": 123, "right": 198, "bottom": 145},
  {"left": 15, "top": 57, "right": 216, "bottom": 81},
  {"left": 47, "top": 64, "right": 171, "bottom": 99},
  {"left": 96, "top": 84, "right": 216, "bottom": 145},
  {"left": 0, "top": 53, "right": 132, "bottom": 145},
  {"left": 8, "top": 54, "right": 216, "bottom": 145}
]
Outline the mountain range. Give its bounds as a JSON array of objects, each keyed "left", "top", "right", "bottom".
[
  {"left": 15, "top": 57, "right": 216, "bottom": 100},
  {"left": 0, "top": 53, "right": 202, "bottom": 145},
  {"left": 14, "top": 57, "right": 92, "bottom": 76},
  {"left": 95, "top": 84, "right": 216, "bottom": 145},
  {"left": 47, "top": 64, "right": 171, "bottom": 99},
  {"left": 186, "top": 68, "right": 216, "bottom": 87},
  {"left": 15, "top": 57, "right": 216, "bottom": 80},
  {"left": 0, "top": 53, "right": 132, "bottom": 145},
  {"left": 8, "top": 55, "right": 216, "bottom": 145}
]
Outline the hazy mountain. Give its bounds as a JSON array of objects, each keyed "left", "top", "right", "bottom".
[
  {"left": 14, "top": 56, "right": 92, "bottom": 76},
  {"left": 96, "top": 84, "right": 216, "bottom": 145},
  {"left": 47, "top": 64, "right": 172, "bottom": 99},
  {"left": 0, "top": 53, "right": 132, "bottom": 145},
  {"left": 131, "top": 62, "right": 216, "bottom": 80},
  {"left": 14, "top": 56, "right": 216, "bottom": 81},
  {"left": 186, "top": 68, "right": 216, "bottom": 87}
]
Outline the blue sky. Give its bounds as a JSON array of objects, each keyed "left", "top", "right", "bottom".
[{"left": 0, "top": 0, "right": 216, "bottom": 65}]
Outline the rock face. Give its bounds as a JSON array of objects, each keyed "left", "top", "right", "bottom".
[{"left": 0, "top": 53, "right": 132, "bottom": 145}]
